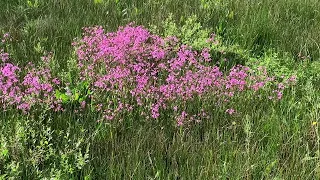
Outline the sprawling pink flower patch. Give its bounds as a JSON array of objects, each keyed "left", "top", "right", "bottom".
[
  {"left": 72, "top": 24, "right": 296, "bottom": 125},
  {"left": 0, "top": 50, "right": 61, "bottom": 113},
  {"left": 0, "top": 25, "right": 296, "bottom": 126}
]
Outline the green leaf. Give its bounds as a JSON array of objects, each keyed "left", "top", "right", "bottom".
[
  {"left": 94, "top": 0, "right": 103, "bottom": 4},
  {"left": 60, "top": 94, "right": 70, "bottom": 103},
  {"left": 56, "top": 90, "right": 71, "bottom": 103},
  {"left": 27, "top": 0, "right": 33, "bottom": 7},
  {"left": 1, "top": 149, "right": 8, "bottom": 158},
  {"left": 79, "top": 97, "right": 84, "bottom": 102},
  {"left": 74, "top": 92, "right": 80, "bottom": 101},
  {"left": 34, "top": 41, "right": 43, "bottom": 53},
  {"left": 55, "top": 90, "right": 62, "bottom": 99}
]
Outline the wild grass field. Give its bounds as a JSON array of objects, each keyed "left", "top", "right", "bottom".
[{"left": 0, "top": 0, "right": 320, "bottom": 179}]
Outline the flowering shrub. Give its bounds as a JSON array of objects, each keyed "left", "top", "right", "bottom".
[
  {"left": 72, "top": 24, "right": 296, "bottom": 125},
  {"left": 0, "top": 25, "right": 297, "bottom": 126}
]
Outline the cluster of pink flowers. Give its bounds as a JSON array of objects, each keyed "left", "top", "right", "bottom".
[
  {"left": 0, "top": 39, "right": 62, "bottom": 113},
  {"left": 73, "top": 24, "right": 296, "bottom": 126},
  {"left": 0, "top": 25, "right": 297, "bottom": 126}
]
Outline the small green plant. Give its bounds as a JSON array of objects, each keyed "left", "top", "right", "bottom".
[
  {"left": 152, "top": 14, "right": 215, "bottom": 51},
  {"left": 55, "top": 81, "right": 92, "bottom": 105},
  {"left": 27, "top": 0, "right": 39, "bottom": 8},
  {"left": 0, "top": 114, "right": 92, "bottom": 179}
]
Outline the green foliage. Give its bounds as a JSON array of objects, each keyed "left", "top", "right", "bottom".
[
  {"left": 55, "top": 81, "right": 92, "bottom": 105},
  {"left": 248, "top": 50, "right": 296, "bottom": 78},
  {"left": 55, "top": 51, "right": 92, "bottom": 106},
  {"left": 0, "top": 114, "right": 92, "bottom": 179},
  {"left": 151, "top": 15, "right": 216, "bottom": 51},
  {"left": 1, "top": 0, "right": 320, "bottom": 66},
  {"left": 168, "top": 15, "right": 212, "bottom": 50},
  {"left": 27, "top": 0, "right": 39, "bottom": 8}
]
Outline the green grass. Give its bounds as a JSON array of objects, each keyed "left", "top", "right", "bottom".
[
  {"left": 202, "top": 0, "right": 320, "bottom": 59},
  {"left": 1, "top": 0, "right": 320, "bottom": 179},
  {"left": 1, "top": 0, "right": 320, "bottom": 65},
  {"left": 2, "top": 80, "right": 319, "bottom": 179}
]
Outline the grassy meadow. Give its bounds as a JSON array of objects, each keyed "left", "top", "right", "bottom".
[{"left": 0, "top": 0, "right": 320, "bottom": 179}]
